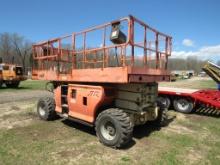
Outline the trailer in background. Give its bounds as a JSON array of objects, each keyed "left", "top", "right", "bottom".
[
  {"left": 158, "top": 87, "right": 220, "bottom": 115},
  {"left": 158, "top": 61, "right": 220, "bottom": 115}
]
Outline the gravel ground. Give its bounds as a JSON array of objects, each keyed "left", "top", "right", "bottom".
[{"left": 0, "top": 90, "right": 53, "bottom": 104}]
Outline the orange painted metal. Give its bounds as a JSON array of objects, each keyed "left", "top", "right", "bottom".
[
  {"left": 32, "top": 15, "right": 172, "bottom": 84},
  {"left": 54, "top": 86, "right": 62, "bottom": 113},
  {"left": 32, "top": 66, "right": 170, "bottom": 83},
  {"left": 55, "top": 84, "right": 114, "bottom": 123}
]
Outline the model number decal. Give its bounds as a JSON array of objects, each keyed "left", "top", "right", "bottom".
[{"left": 88, "top": 91, "right": 100, "bottom": 97}]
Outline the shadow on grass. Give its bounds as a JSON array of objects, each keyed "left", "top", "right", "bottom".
[
  {"left": 133, "top": 116, "right": 175, "bottom": 139},
  {"left": 61, "top": 119, "right": 95, "bottom": 135},
  {"left": 61, "top": 115, "right": 175, "bottom": 149},
  {"left": 61, "top": 119, "right": 136, "bottom": 149}
]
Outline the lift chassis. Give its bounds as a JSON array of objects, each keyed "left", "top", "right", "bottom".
[{"left": 33, "top": 15, "right": 172, "bottom": 148}]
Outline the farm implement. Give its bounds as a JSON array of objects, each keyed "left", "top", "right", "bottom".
[{"left": 158, "top": 61, "right": 220, "bottom": 115}]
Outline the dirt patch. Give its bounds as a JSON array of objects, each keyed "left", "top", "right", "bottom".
[
  {"left": 184, "top": 148, "right": 204, "bottom": 164},
  {"left": 11, "top": 105, "right": 20, "bottom": 111},
  {"left": 164, "top": 124, "right": 195, "bottom": 135},
  {"left": 0, "top": 90, "right": 52, "bottom": 104},
  {"left": 175, "top": 112, "right": 187, "bottom": 121},
  {"left": 186, "top": 114, "right": 209, "bottom": 122},
  {"left": 163, "top": 111, "right": 196, "bottom": 135},
  {"left": 0, "top": 118, "right": 34, "bottom": 129},
  {"left": 0, "top": 100, "right": 36, "bottom": 129}
]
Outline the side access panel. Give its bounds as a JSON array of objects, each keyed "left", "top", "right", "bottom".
[
  {"left": 68, "top": 85, "right": 105, "bottom": 123},
  {"left": 54, "top": 84, "right": 115, "bottom": 123}
]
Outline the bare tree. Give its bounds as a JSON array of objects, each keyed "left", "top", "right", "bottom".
[
  {"left": 10, "top": 33, "right": 32, "bottom": 73},
  {"left": 0, "top": 32, "right": 13, "bottom": 63},
  {"left": 168, "top": 56, "right": 208, "bottom": 73},
  {"left": 0, "top": 33, "right": 32, "bottom": 73}
]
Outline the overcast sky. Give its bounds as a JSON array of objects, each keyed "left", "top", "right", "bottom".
[{"left": 0, "top": 0, "right": 219, "bottom": 62}]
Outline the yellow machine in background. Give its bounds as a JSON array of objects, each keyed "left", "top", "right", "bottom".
[
  {"left": 203, "top": 61, "right": 220, "bottom": 90},
  {"left": 0, "top": 63, "right": 26, "bottom": 88},
  {"left": 203, "top": 61, "right": 220, "bottom": 84}
]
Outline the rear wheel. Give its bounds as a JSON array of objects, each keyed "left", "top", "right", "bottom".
[
  {"left": 95, "top": 108, "right": 133, "bottom": 148},
  {"left": 173, "top": 98, "right": 194, "bottom": 113},
  {"left": 37, "top": 97, "right": 57, "bottom": 120},
  {"left": 6, "top": 81, "right": 20, "bottom": 88},
  {"left": 151, "top": 101, "right": 168, "bottom": 127},
  {"left": 0, "top": 81, "right": 2, "bottom": 88},
  {"left": 157, "top": 95, "right": 171, "bottom": 109}
]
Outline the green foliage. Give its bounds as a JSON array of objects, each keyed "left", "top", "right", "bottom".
[{"left": 0, "top": 80, "right": 47, "bottom": 92}]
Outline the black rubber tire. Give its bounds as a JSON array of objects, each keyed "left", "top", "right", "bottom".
[
  {"left": 0, "top": 81, "right": 2, "bottom": 88},
  {"left": 6, "top": 81, "right": 20, "bottom": 88},
  {"left": 152, "top": 101, "right": 168, "bottom": 127},
  {"left": 95, "top": 108, "right": 133, "bottom": 148},
  {"left": 173, "top": 97, "right": 194, "bottom": 113},
  {"left": 157, "top": 95, "right": 171, "bottom": 109},
  {"left": 37, "top": 97, "right": 57, "bottom": 120}
]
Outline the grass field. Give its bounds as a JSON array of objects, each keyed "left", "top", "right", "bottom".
[
  {"left": 160, "top": 77, "right": 217, "bottom": 89},
  {"left": 0, "top": 77, "right": 220, "bottom": 165},
  {"left": 0, "top": 80, "right": 47, "bottom": 92},
  {"left": 0, "top": 102, "right": 219, "bottom": 165}
]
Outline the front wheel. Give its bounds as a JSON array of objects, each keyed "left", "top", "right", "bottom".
[
  {"left": 37, "top": 97, "right": 57, "bottom": 120},
  {"left": 95, "top": 108, "right": 133, "bottom": 148},
  {"left": 173, "top": 98, "right": 194, "bottom": 113}
]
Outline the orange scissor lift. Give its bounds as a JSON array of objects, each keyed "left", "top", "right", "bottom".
[{"left": 32, "top": 15, "right": 172, "bottom": 148}]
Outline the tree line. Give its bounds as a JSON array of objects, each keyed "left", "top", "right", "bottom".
[
  {"left": 0, "top": 32, "right": 32, "bottom": 73},
  {"left": 0, "top": 32, "right": 219, "bottom": 74},
  {"left": 167, "top": 56, "right": 208, "bottom": 73}
]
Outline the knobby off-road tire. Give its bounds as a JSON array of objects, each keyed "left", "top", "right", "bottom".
[
  {"left": 6, "top": 81, "right": 20, "bottom": 88},
  {"left": 152, "top": 101, "right": 168, "bottom": 127},
  {"left": 37, "top": 97, "right": 57, "bottom": 121},
  {"left": 95, "top": 108, "right": 133, "bottom": 148},
  {"left": 173, "top": 97, "right": 194, "bottom": 114},
  {"left": 157, "top": 95, "right": 171, "bottom": 109}
]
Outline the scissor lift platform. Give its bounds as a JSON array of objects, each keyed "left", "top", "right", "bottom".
[{"left": 32, "top": 15, "right": 172, "bottom": 84}]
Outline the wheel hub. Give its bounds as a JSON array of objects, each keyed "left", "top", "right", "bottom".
[
  {"left": 107, "top": 126, "right": 116, "bottom": 136},
  {"left": 100, "top": 121, "right": 116, "bottom": 141},
  {"left": 177, "top": 99, "right": 189, "bottom": 110},
  {"left": 39, "top": 105, "right": 46, "bottom": 116}
]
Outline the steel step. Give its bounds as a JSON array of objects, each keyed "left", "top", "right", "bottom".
[
  {"left": 62, "top": 104, "right": 68, "bottom": 108},
  {"left": 59, "top": 113, "right": 68, "bottom": 119}
]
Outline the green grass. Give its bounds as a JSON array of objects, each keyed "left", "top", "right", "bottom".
[
  {"left": 0, "top": 80, "right": 47, "bottom": 92},
  {"left": 1, "top": 108, "right": 220, "bottom": 164},
  {"left": 193, "top": 80, "right": 217, "bottom": 89},
  {"left": 0, "top": 77, "right": 220, "bottom": 164},
  {"left": 19, "top": 80, "right": 48, "bottom": 90}
]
